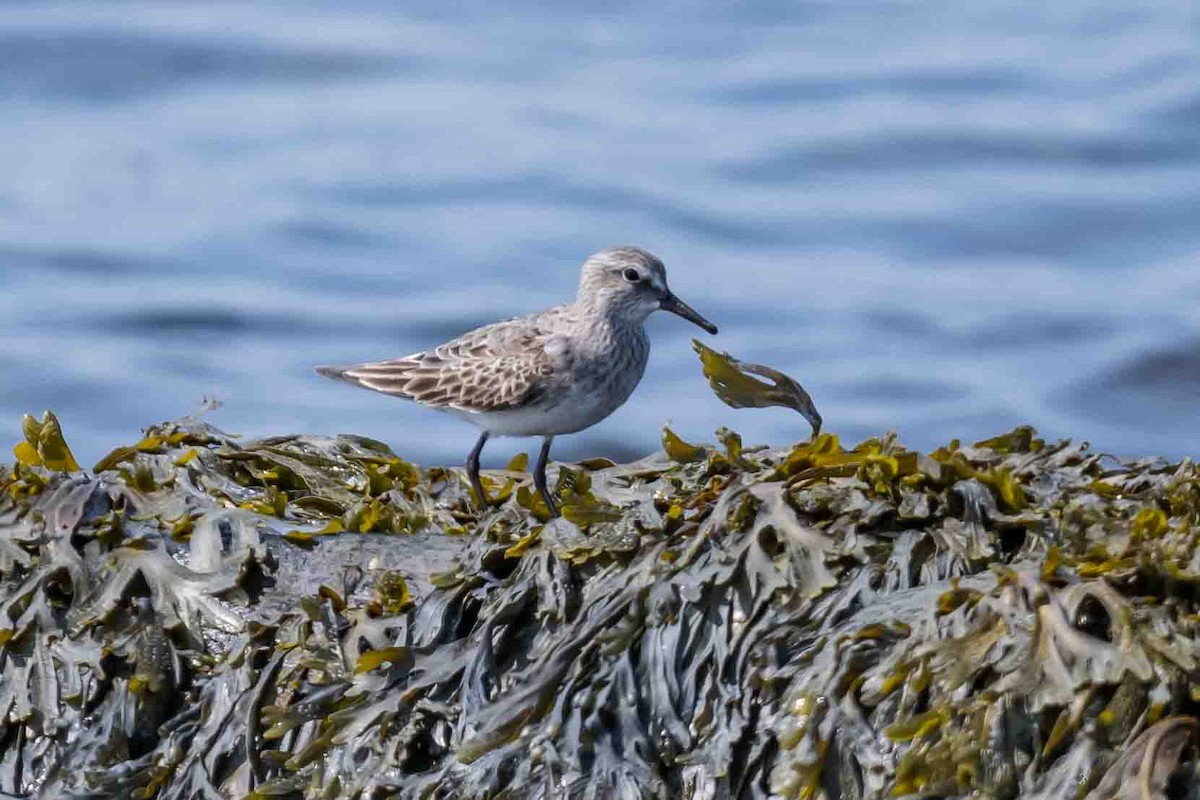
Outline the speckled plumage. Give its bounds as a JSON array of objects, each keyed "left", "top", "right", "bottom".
[
  {"left": 317, "top": 305, "right": 647, "bottom": 436},
  {"left": 317, "top": 247, "right": 717, "bottom": 516}
]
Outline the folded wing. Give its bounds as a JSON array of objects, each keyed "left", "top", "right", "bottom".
[{"left": 316, "top": 318, "right": 559, "bottom": 413}]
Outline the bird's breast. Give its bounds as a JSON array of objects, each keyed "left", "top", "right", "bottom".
[
  {"left": 570, "top": 326, "right": 648, "bottom": 407},
  {"left": 543, "top": 324, "right": 648, "bottom": 431}
]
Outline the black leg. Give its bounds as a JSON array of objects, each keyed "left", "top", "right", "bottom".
[
  {"left": 466, "top": 431, "right": 490, "bottom": 508},
  {"left": 534, "top": 436, "right": 558, "bottom": 518}
]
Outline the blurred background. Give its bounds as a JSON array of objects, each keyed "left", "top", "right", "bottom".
[{"left": 1, "top": 1, "right": 1198, "bottom": 467}]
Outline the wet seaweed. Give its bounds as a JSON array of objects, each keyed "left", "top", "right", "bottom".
[
  {"left": 2, "top": 412, "right": 1200, "bottom": 799},
  {"left": 693, "top": 340, "right": 822, "bottom": 437}
]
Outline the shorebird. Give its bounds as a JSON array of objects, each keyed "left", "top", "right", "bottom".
[{"left": 316, "top": 247, "right": 717, "bottom": 517}]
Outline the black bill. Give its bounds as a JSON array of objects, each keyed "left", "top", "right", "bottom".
[{"left": 660, "top": 292, "right": 718, "bottom": 334}]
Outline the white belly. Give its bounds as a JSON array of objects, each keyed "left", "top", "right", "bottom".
[{"left": 458, "top": 395, "right": 611, "bottom": 437}]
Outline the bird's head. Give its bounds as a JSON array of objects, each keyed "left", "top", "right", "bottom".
[{"left": 577, "top": 247, "right": 718, "bottom": 334}]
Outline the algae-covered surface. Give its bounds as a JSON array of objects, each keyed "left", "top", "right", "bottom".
[{"left": 3, "top": 400, "right": 1200, "bottom": 798}]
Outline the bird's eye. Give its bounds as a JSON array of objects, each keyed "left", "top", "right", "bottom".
[{"left": 622, "top": 268, "right": 642, "bottom": 283}]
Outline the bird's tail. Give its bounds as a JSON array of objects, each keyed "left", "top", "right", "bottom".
[
  {"left": 315, "top": 365, "right": 351, "bottom": 382},
  {"left": 315, "top": 361, "right": 420, "bottom": 400}
]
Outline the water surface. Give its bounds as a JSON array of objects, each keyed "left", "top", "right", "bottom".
[{"left": 2, "top": 1, "right": 1199, "bottom": 466}]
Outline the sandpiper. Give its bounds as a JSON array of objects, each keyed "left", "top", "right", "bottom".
[{"left": 316, "top": 247, "right": 717, "bottom": 516}]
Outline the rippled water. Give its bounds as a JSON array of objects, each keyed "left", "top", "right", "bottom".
[{"left": 2, "top": 1, "right": 1199, "bottom": 467}]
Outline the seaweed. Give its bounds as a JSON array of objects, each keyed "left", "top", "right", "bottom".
[
  {"left": 693, "top": 340, "right": 822, "bottom": 437},
  {"left": 2, "top": 409, "right": 1200, "bottom": 799}
]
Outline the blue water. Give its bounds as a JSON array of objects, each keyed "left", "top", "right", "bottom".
[{"left": 2, "top": 1, "right": 1199, "bottom": 468}]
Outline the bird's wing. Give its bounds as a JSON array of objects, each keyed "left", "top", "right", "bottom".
[{"left": 316, "top": 315, "right": 563, "bottom": 412}]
